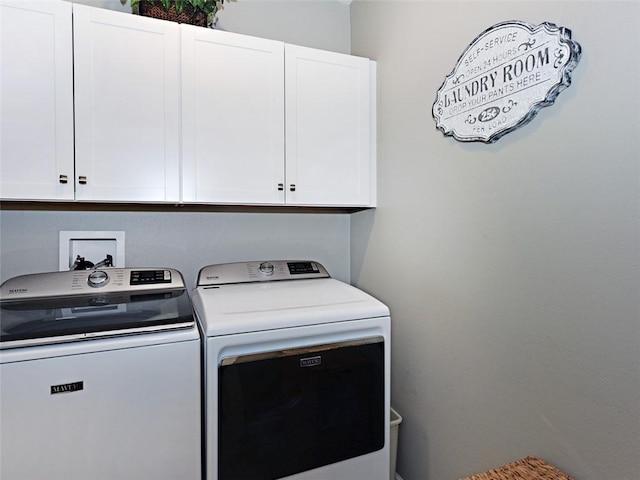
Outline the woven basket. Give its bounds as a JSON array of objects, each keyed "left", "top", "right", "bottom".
[
  {"left": 138, "top": 1, "right": 208, "bottom": 27},
  {"left": 460, "top": 456, "right": 575, "bottom": 480}
]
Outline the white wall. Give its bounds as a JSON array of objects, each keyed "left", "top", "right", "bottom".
[
  {"left": 351, "top": 1, "right": 639, "bottom": 480},
  {"left": 0, "top": 1, "right": 353, "bottom": 286}
]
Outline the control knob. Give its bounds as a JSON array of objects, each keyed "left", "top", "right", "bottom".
[
  {"left": 259, "top": 262, "right": 275, "bottom": 276},
  {"left": 87, "top": 270, "right": 109, "bottom": 288}
]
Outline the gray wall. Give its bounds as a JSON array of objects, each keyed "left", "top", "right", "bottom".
[
  {"left": 0, "top": 210, "right": 351, "bottom": 287},
  {"left": 351, "top": 1, "right": 639, "bottom": 480},
  {"left": 0, "top": 1, "right": 353, "bottom": 286},
  {"left": 66, "top": 0, "right": 351, "bottom": 53},
  {"left": 216, "top": 0, "right": 351, "bottom": 54}
]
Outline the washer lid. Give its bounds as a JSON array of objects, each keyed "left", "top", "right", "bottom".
[
  {"left": 192, "top": 277, "right": 389, "bottom": 337},
  {"left": 0, "top": 268, "right": 194, "bottom": 349}
]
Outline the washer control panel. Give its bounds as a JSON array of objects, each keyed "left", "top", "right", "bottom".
[
  {"left": 197, "top": 260, "right": 329, "bottom": 286},
  {"left": 1, "top": 268, "right": 183, "bottom": 300}
]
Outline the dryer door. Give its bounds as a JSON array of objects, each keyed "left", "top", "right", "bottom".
[{"left": 218, "top": 336, "right": 385, "bottom": 480}]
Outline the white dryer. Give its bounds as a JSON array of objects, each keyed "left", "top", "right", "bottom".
[
  {"left": 0, "top": 268, "right": 201, "bottom": 480},
  {"left": 192, "top": 260, "right": 391, "bottom": 480}
]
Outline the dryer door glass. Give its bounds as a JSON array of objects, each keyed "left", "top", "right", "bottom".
[{"left": 218, "top": 337, "right": 385, "bottom": 479}]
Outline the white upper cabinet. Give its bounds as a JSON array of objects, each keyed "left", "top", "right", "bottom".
[
  {"left": 0, "top": 4, "right": 375, "bottom": 207},
  {"left": 285, "top": 44, "right": 374, "bottom": 207},
  {"left": 73, "top": 4, "right": 181, "bottom": 202},
  {"left": 0, "top": 1, "right": 74, "bottom": 200},
  {"left": 182, "top": 31, "right": 376, "bottom": 207},
  {"left": 181, "top": 27, "right": 285, "bottom": 204}
]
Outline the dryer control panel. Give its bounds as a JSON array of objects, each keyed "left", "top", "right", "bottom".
[{"left": 197, "top": 261, "right": 330, "bottom": 286}]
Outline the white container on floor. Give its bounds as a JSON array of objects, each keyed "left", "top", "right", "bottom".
[{"left": 390, "top": 407, "right": 403, "bottom": 480}]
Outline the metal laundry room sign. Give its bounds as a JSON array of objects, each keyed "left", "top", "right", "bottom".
[{"left": 432, "top": 20, "right": 581, "bottom": 143}]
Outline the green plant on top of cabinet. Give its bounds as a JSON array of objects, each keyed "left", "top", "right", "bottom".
[{"left": 126, "top": 0, "right": 230, "bottom": 27}]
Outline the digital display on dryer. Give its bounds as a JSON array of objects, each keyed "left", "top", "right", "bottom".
[{"left": 287, "top": 262, "right": 320, "bottom": 275}]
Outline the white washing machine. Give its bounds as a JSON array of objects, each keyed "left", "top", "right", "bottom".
[
  {"left": 192, "top": 260, "right": 391, "bottom": 480},
  {"left": 0, "top": 268, "right": 201, "bottom": 480}
]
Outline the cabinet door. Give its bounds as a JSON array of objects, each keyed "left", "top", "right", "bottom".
[
  {"left": 73, "top": 5, "right": 180, "bottom": 202},
  {"left": 0, "top": 1, "right": 74, "bottom": 200},
  {"left": 182, "top": 27, "right": 284, "bottom": 204},
  {"left": 285, "top": 45, "right": 374, "bottom": 207}
]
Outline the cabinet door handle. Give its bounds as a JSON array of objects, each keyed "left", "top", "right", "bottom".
[
  {"left": 78, "top": 175, "right": 87, "bottom": 185},
  {"left": 289, "top": 184, "right": 296, "bottom": 192},
  {"left": 277, "top": 183, "right": 284, "bottom": 191},
  {"left": 59, "top": 174, "right": 68, "bottom": 184}
]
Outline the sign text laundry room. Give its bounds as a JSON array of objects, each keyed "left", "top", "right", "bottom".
[{"left": 432, "top": 20, "right": 581, "bottom": 143}]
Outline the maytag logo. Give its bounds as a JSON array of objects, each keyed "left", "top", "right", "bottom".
[
  {"left": 51, "top": 381, "right": 84, "bottom": 395},
  {"left": 300, "top": 356, "right": 321, "bottom": 368},
  {"left": 8, "top": 288, "right": 27, "bottom": 294}
]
